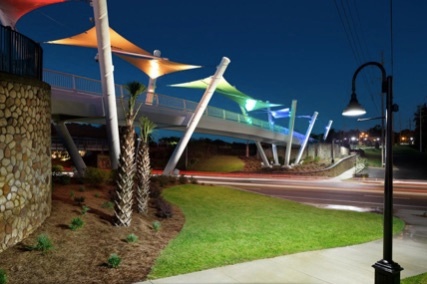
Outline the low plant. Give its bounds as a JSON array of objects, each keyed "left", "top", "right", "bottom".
[
  {"left": 74, "top": 196, "right": 85, "bottom": 206},
  {"left": 178, "top": 175, "right": 188, "bottom": 184},
  {"left": 154, "top": 197, "right": 173, "bottom": 218},
  {"left": 0, "top": 268, "right": 7, "bottom": 284},
  {"left": 84, "top": 167, "right": 110, "bottom": 187},
  {"left": 69, "top": 217, "right": 84, "bottom": 231},
  {"left": 27, "top": 234, "right": 54, "bottom": 253},
  {"left": 101, "top": 201, "right": 114, "bottom": 210},
  {"left": 69, "top": 190, "right": 75, "bottom": 200},
  {"left": 107, "top": 253, "right": 121, "bottom": 268},
  {"left": 79, "top": 186, "right": 85, "bottom": 192},
  {"left": 152, "top": 220, "right": 161, "bottom": 232},
  {"left": 126, "top": 233, "right": 138, "bottom": 243},
  {"left": 81, "top": 205, "right": 90, "bottom": 215},
  {"left": 94, "top": 193, "right": 100, "bottom": 198},
  {"left": 189, "top": 176, "right": 198, "bottom": 184}
]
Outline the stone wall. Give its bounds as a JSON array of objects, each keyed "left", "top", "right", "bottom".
[{"left": 0, "top": 73, "right": 51, "bottom": 253}]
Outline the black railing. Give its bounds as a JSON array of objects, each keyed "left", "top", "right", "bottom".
[{"left": 0, "top": 25, "right": 43, "bottom": 80}]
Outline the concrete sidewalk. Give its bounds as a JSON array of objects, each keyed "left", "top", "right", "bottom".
[{"left": 137, "top": 208, "right": 427, "bottom": 284}]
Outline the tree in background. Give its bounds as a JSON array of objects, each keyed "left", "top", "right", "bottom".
[
  {"left": 135, "top": 116, "right": 156, "bottom": 214},
  {"left": 114, "top": 81, "right": 146, "bottom": 226}
]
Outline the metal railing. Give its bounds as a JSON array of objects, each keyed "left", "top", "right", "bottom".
[
  {"left": 0, "top": 25, "right": 43, "bottom": 80},
  {"left": 43, "top": 69, "right": 294, "bottom": 136}
]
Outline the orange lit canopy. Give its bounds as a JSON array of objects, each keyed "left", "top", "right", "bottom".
[
  {"left": 0, "top": 0, "right": 65, "bottom": 29},
  {"left": 170, "top": 77, "right": 282, "bottom": 111},
  {"left": 48, "top": 26, "right": 201, "bottom": 78},
  {"left": 47, "top": 26, "right": 152, "bottom": 57},
  {"left": 116, "top": 54, "right": 200, "bottom": 79}
]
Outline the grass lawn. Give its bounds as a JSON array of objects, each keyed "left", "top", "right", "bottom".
[
  {"left": 402, "top": 272, "right": 427, "bottom": 284},
  {"left": 148, "top": 184, "right": 404, "bottom": 279},
  {"left": 189, "top": 155, "right": 245, "bottom": 172}
]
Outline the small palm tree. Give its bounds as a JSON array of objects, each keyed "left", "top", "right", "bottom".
[
  {"left": 114, "top": 81, "right": 146, "bottom": 226},
  {"left": 135, "top": 116, "right": 156, "bottom": 214}
]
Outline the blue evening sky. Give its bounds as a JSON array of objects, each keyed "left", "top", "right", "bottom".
[{"left": 15, "top": 0, "right": 427, "bottom": 139}]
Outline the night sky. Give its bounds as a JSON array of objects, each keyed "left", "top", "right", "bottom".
[{"left": 14, "top": 0, "right": 427, "bottom": 139}]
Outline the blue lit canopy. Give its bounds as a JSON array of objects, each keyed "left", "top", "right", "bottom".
[{"left": 169, "top": 76, "right": 282, "bottom": 112}]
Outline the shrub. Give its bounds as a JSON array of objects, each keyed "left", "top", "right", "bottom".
[
  {"left": 69, "top": 217, "right": 84, "bottom": 231},
  {"left": 0, "top": 269, "right": 7, "bottom": 284},
  {"left": 52, "top": 164, "right": 64, "bottom": 176},
  {"left": 27, "top": 234, "right": 54, "bottom": 253},
  {"left": 84, "top": 167, "right": 110, "bottom": 186},
  {"left": 101, "top": 201, "right": 114, "bottom": 210},
  {"left": 189, "top": 176, "right": 198, "bottom": 184},
  {"left": 126, "top": 233, "right": 138, "bottom": 243},
  {"left": 155, "top": 197, "right": 173, "bottom": 218},
  {"left": 74, "top": 196, "right": 85, "bottom": 206},
  {"left": 149, "top": 183, "right": 161, "bottom": 198},
  {"left": 58, "top": 175, "right": 71, "bottom": 185},
  {"left": 107, "top": 253, "right": 121, "bottom": 268},
  {"left": 178, "top": 175, "right": 188, "bottom": 184},
  {"left": 152, "top": 220, "right": 161, "bottom": 232},
  {"left": 81, "top": 205, "right": 90, "bottom": 215}
]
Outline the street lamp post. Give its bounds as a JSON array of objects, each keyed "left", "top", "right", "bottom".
[{"left": 342, "top": 61, "right": 403, "bottom": 284}]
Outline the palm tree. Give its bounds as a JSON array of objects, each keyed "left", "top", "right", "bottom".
[
  {"left": 135, "top": 116, "right": 156, "bottom": 214},
  {"left": 114, "top": 81, "right": 146, "bottom": 226}
]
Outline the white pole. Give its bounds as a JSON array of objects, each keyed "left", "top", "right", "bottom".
[
  {"left": 295, "top": 111, "right": 318, "bottom": 165},
  {"left": 92, "top": 0, "right": 120, "bottom": 169},
  {"left": 284, "top": 100, "right": 297, "bottom": 167},
  {"left": 163, "top": 57, "right": 231, "bottom": 175},
  {"left": 267, "top": 103, "right": 279, "bottom": 165},
  {"left": 255, "top": 141, "right": 271, "bottom": 167},
  {"left": 323, "top": 120, "right": 333, "bottom": 141}
]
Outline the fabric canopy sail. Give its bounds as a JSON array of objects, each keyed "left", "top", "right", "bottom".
[
  {"left": 48, "top": 26, "right": 201, "bottom": 78},
  {"left": 170, "top": 77, "right": 282, "bottom": 111},
  {"left": 0, "top": 0, "right": 66, "bottom": 29},
  {"left": 47, "top": 26, "right": 152, "bottom": 57},
  {"left": 115, "top": 54, "right": 200, "bottom": 79}
]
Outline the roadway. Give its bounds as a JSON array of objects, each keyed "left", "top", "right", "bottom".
[{"left": 191, "top": 175, "right": 427, "bottom": 211}]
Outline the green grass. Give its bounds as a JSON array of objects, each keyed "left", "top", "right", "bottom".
[
  {"left": 189, "top": 155, "right": 244, "bottom": 172},
  {"left": 402, "top": 272, "right": 427, "bottom": 284},
  {"left": 148, "top": 184, "right": 404, "bottom": 279},
  {"left": 362, "top": 145, "right": 427, "bottom": 168},
  {"left": 363, "top": 148, "right": 383, "bottom": 167}
]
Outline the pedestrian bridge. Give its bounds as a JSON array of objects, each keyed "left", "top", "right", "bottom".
[{"left": 46, "top": 69, "right": 305, "bottom": 146}]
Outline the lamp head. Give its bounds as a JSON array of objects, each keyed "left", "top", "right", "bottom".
[{"left": 342, "top": 92, "right": 366, "bottom": 116}]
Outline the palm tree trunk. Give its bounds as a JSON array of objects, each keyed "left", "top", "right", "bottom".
[
  {"left": 114, "top": 124, "right": 135, "bottom": 226},
  {"left": 135, "top": 141, "right": 151, "bottom": 214}
]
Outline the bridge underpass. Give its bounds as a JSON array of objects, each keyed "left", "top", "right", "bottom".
[{"left": 47, "top": 69, "right": 309, "bottom": 176}]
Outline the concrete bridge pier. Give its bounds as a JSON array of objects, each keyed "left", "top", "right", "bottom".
[{"left": 53, "top": 121, "right": 87, "bottom": 177}]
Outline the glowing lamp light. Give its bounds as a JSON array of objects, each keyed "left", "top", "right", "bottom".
[
  {"left": 342, "top": 92, "right": 366, "bottom": 116},
  {"left": 244, "top": 99, "right": 257, "bottom": 111}
]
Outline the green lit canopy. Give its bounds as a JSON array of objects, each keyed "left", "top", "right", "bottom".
[{"left": 169, "top": 76, "right": 281, "bottom": 111}]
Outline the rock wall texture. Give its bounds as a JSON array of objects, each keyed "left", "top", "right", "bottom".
[{"left": 0, "top": 73, "right": 51, "bottom": 253}]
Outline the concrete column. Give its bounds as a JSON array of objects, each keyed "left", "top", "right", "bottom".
[
  {"left": 54, "top": 121, "right": 87, "bottom": 177},
  {"left": 255, "top": 141, "right": 270, "bottom": 167}
]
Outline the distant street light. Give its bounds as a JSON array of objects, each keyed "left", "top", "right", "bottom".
[{"left": 342, "top": 61, "right": 402, "bottom": 284}]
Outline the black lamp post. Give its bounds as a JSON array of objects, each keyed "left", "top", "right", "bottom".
[{"left": 342, "top": 61, "right": 403, "bottom": 284}]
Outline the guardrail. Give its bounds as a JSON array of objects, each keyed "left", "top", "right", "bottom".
[
  {"left": 43, "top": 69, "right": 293, "bottom": 136},
  {"left": 0, "top": 25, "right": 43, "bottom": 80}
]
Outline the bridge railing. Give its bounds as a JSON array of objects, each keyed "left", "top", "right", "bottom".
[{"left": 43, "top": 69, "right": 291, "bottom": 135}]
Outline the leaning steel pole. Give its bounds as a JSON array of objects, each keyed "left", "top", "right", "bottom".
[{"left": 92, "top": 0, "right": 120, "bottom": 169}]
